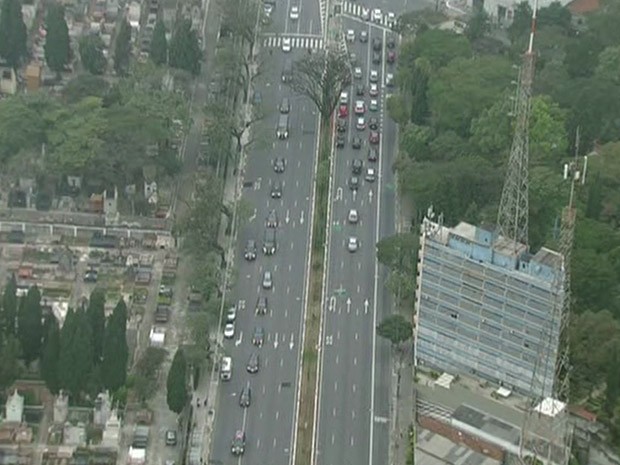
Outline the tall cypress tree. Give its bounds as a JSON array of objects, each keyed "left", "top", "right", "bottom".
[
  {"left": 1, "top": 274, "right": 18, "bottom": 337},
  {"left": 41, "top": 315, "right": 61, "bottom": 393},
  {"left": 58, "top": 308, "right": 93, "bottom": 396},
  {"left": 58, "top": 308, "right": 77, "bottom": 393},
  {"left": 17, "top": 286, "right": 43, "bottom": 365},
  {"left": 101, "top": 299, "right": 128, "bottom": 391},
  {"left": 87, "top": 289, "right": 106, "bottom": 364},
  {"left": 114, "top": 20, "right": 132, "bottom": 76},
  {"left": 169, "top": 19, "right": 201, "bottom": 75},
  {"left": 166, "top": 348, "right": 188, "bottom": 414},
  {"left": 0, "top": 0, "right": 28, "bottom": 68},
  {"left": 44, "top": 3, "right": 71, "bottom": 76},
  {"left": 150, "top": 20, "right": 168, "bottom": 66}
]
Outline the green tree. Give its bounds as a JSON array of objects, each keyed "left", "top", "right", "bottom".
[
  {"left": 17, "top": 286, "right": 43, "bottom": 365},
  {"left": 465, "top": 7, "right": 490, "bottom": 42},
  {"left": 41, "top": 316, "right": 61, "bottom": 393},
  {"left": 79, "top": 35, "right": 107, "bottom": 75},
  {"left": 44, "top": 3, "right": 71, "bottom": 76},
  {"left": 58, "top": 308, "right": 94, "bottom": 395},
  {"left": 62, "top": 74, "right": 110, "bottom": 104},
  {"left": 287, "top": 48, "right": 352, "bottom": 124},
  {"left": 508, "top": 2, "right": 533, "bottom": 43},
  {"left": 166, "top": 348, "right": 189, "bottom": 413},
  {"left": 0, "top": 335, "right": 22, "bottom": 390},
  {"left": 399, "top": 124, "right": 432, "bottom": 161},
  {"left": 101, "top": 298, "right": 129, "bottom": 391},
  {"left": 0, "top": 96, "right": 48, "bottom": 163},
  {"left": 87, "top": 289, "right": 106, "bottom": 364},
  {"left": 150, "top": 20, "right": 168, "bottom": 66},
  {"left": 411, "top": 29, "right": 472, "bottom": 70},
  {"left": 377, "top": 315, "right": 413, "bottom": 347},
  {"left": 1, "top": 274, "right": 18, "bottom": 336},
  {"left": 410, "top": 58, "right": 431, "bottom": 124},
  {"left": 386, "top": 94, "right": 410, "bottom": 125},
  {"left": 0, "top": 0, "right": 28, "bottom": 68},
  {"left": 538, "top": 1, "right": 572, "bottom": 31},
  {"left": 130, "top": 347, "right": 166, "bottom": 402},
  {"left": 169, "top": 19, "right": 201, "bottom": 75},
  {"left": 427, "top": 56, "right": 512, "bottom": 135},
  {"left": 114, "top": 19, "right": 132, "bottom": 76},
  {"left": 563, "top": 33, "right": 603, "bottom": 79},
  {"left": 377, "top": 234, "right": 420, "bottom": 275},
  {"left": 595, "top": 45, "right": 620, "bottom": 84},
  {"left": 218, "top": 0, "right": 261, "bottom": 55}
]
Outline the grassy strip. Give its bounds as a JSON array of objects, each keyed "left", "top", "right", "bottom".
[{"left": 295, "top": 120, "right": 333, "bottom": 465}]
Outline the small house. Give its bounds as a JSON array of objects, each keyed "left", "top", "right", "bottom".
[
  {"left": 0, "top": 67, "right": 17, "bottom": 95},
  {"left": 25, "top": 64, "right": 42, "bottom": 92}
]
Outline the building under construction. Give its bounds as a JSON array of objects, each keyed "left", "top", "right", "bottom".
[{"left": 413, "top": 219, "right": 564, "bottom": 398}]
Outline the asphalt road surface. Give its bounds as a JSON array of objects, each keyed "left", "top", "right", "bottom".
[
  {"left": 208, "top": 1, "right": 322, "bottom": 463},
  {"left": 314, "top": 18, "right": 398, "bottom": 465}
]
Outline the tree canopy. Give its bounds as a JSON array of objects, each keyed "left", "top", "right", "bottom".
[
  {"left": 44, "top": 4, "right": 71, "bottom": 75},
  {"left": 167, "top": 348, "right": 189, "bottom": 413},
  {"left": 169, "top": 19, "right": 201, "bottom": 75},
  {"left": 0, "top": 0, "right": 28, "bottom": 68},
  {"left": 79, "top": 35, "right": 107, "bottom": 75},
  {"left": 377, "top": 315, "right": 413, "bottom": 347},
  {"left": 114, "top": 20, "right": 132, "bottom": 76},
  {"left": 150, "top": 20, "right": 168, "bottom": 66},
  {"left": 102, "top": 298, "right": 129, "bottom": 392}
]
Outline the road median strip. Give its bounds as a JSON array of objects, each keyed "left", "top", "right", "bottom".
[{"left": 295, "top": 118, "right": 333, "bottom": 465}]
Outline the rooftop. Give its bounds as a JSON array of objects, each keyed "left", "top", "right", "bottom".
[{"left": 416, "top": 428, "right": 502, "bottom": 465}]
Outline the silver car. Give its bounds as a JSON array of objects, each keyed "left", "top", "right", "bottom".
[{"left": 262, "top": 271, "right": 273, "bottom": 289}]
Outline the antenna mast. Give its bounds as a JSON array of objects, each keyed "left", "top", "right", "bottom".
[{"left": 496, "top": 1, "right": 538, "bottom": 247}]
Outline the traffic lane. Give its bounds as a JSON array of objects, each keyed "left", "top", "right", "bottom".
[{"left": 297, "top": 0, "right": 322, "bottom": 35}]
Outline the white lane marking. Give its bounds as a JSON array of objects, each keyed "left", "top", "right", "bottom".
[
  {"left": 276, "top": 411, "right": 280, "bottom": 420},
  {"left": 334, "top": 381, "right": 338, "bottom": 392}
]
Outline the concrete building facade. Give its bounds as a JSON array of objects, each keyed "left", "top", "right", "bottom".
[{"left": 414, "top": 218, "right": 564, "bottom": 398}]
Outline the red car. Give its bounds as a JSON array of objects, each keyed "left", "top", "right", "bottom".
[
  {"left": 369, "top": 131, "right": 380, "bottom": 145},
  {"left": 339, "top": 104, "right": 348, "bottom": 118},
  {"left": 387, "top": 50, "right": 396, "bottom": 63}
]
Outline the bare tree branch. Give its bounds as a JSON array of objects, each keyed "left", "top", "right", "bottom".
[{"left": 286, "top": 47, "right": 352, "bottom": 123}]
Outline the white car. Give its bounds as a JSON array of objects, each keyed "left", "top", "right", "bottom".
[
  {"left": 347, "top": 237, "right": 359, "bottom": 252},
  {"left": 361, "top": 7, "right": 370, "bottom": 20},
  {"left": 354, "top": 100, "right": 365, "bottom": 114},
  {"left": 354, "top": 67, "right": 363, "bottom": 79},
  {"left": 282, "top": 37, "right": 292, "bottom": 52},
  {"left": 226, "top": 306, "right": 237, "bottom": 322},
  {"left": 369, "top": 99, "right": 379, "bottom": 111},
  {"left": 348, "top": 209, "right": 359, "bottom": 224},
  {"left": 346, "top": 29, "right": 355, "bottom": 42},
  {"left": 387, "top": 11, "right": 395, "bottom": 26},
  {"left": 340, "top": 91, "right": 349, "bottom": 104},
  {"left": 224, "top": 322, "right": 235, "bottom": 339},
  {"left": 372, "top": 8, "right": 382, "bottom": 22},
  {"left": 369, "top": 70, "right": 378, "bottom": 83},
  {"left": 365, "top": 167, "right": 376, "bottom": 182},
  {"left": 290, "top": 6, "right": 299, "bottom": 20},
  {"left": 356, "top": 117, "right": 366, "bottom": 130},
  {"left": 386, "top": 73, "right": 394, "bottom": 87},
  {"left": 369, "top": 83, "right": 379, "bottom": 97}
]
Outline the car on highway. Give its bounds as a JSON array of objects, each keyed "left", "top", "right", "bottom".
[
  {"left": 256, "top": 296, "right": 268, "bottom": 315},
  {"left": 273, "top": 157, "right": 286, "bottom": 173},
  {"left": 336, "top": 135, "right": 346, "bottom": 148},
  {"left": 372, "top": 37, "right": 382, "bottom": 51},
  {"left": 372, "top": 51, "right": 381, "bottom": 64},
  {"left": 165, "top": 430, "right": 177, "bottom": 446},
  {"left": 239, "top": 386, "right": 251, "bottom": 407},
  {"left": 355, "top": 100, "right": 365, "bottom": 114},
  {"left": 356, "top": 117, "right": 366, "bottom": 130},
  {"left": 348, "top": 236, "right": 360, "bottom": 252},
  {"left": 252, "top": 326, "right": 265, "bottom": 346},
  {"left": 369, "top": 83, "right": 379, "bottom": 97},
  {"left": 340, "top": 91, "right": 349, "bottom": 104},
  {"left": 231, "top": 431, "right": 245, "bottom": 455},
  {"left": 262, "top": 271, "right": 273, "bottom": 289},
  {"left": 386, "top": 73, "right": 394, "bottom": 87},
  {"left": 339, "top": 104, "right": 348, "bottom": 118},
  {"left": 346, "top": 29, "right": 355, "bottom": 41},
  {"left": 365, "top": 167, "right": 376, "bottom": 182},
  {"left": 348, "top": 209, "right": 359, "bottom": 224},
  {"left": 226, "top": 306, "right": 237, "bottom": 322},
  {"left": 369, "top": 70, "right": 378, "bottom": 82},
  {"left": 361, "top": 6, "right": 370, "bottom": 20},
  {"left": 352, "top": 137, "right": 362, "bottom": 149},
  {"left": 368, "top": 148, "right": 378, "bottom": 162},
  {"left": 356, "top": 84, "right": 364, "bottom": 96},
  {"left": 369, "top": 131, "right": 380, "bottom": 145},
  {"left": 387, "top": 50, "right": 396, "bottom": 63},
  {"left": 349, "top": 52, "right": 357, "bottom": 65},
  {"left": 279, "top": 97, "right": 290, "bottom": 113},
  {"left": 369, "top": 117, "right": 379, "bottom": 130},
  {"left": 372, "top": 8, "right": 382, "bottom": 22},
  {"left": 352, "top": 158, "right": 363, "bottom": 174},
  {"left": 360, "top": 30, "right": 368, "bottom": 42},
  {"left": 271, "top": 180, "right": 283, "bottom": 199},
  {"left": 221, "top": 356, "right": 232, "bottom": 381},
  {"left": 224, "top": 322, "right": 235, "bottom": 339},
  {"left": 387, "top": 36, "right": 396, "bottom": 48},
  {"left": 387, "top": 12, "right": 395, "bottom": 27},
  {"left": 282, "top": 37, "right": 292, "bottom": 52},
  {"left": 263, "top": 228, "right": 277, "bottom": 255},
  {"left": 349, "top": 176, "right": 360, "bottom": 190},
  {"left": 369, "top": 99, "right": 379, "bottom": 112},
  {"left": 266, "top": 210, "right": 278, "bottom": 228},
  {"left": 252, "top": 90, "right": 262, "bottom": 105},
  {"left": 289, "top": 5, "right": 299, "bottom": 19},
  {"left": 354, "top": 67, "right": 362, "bottom": 79},
  {"left": 247, "top": 352, "right": 260, "bottom": 373},
  {"left": 244, "top": 239, "right": 257, "bottom": 260},
  {"left": 337, "top": 119, "right": 348, "bottom": 132}
]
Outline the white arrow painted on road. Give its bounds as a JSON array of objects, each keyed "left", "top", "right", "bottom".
[
  {"left": 289, "top": 333, "right": 295, "bottom": 350},
  {"left": 364, "top": 299, "right": 369, "bottom": 314},
  {"left": 274, "top": 333, "right": 279, "bottom": 349},
  {"left": 352, "top": 190, "right": 357, "bottom": 201},
  {"left": 300, "top": 210, "right": 305, "bottom": 224},
  {"left": 235, "top": 332, "right": 243, "bottom": 347},
  {"left": 335, "top": 187, "right": 343, "bottom": 201},
  {"left": 285, "top": 209, "right": 290, "bottom": 224},
  {"left": 254, "top": 177, "right": 262, "bottom": 190},
  {"left": 249, "top": 209, "right": 257, "bottom": 222},
  {"left": 346, "top": 297, "right": 351, "bottom": 313},
  {"left": 369, "top": 190, "right": 373, "bottom": 203},
  {"left": 329, "top": 296, "right": 336, "bottom": 312}
]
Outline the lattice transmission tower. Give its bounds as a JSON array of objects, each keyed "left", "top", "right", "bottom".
[{"left": 496, "top": 4, "right": 538, "bottom": 247}]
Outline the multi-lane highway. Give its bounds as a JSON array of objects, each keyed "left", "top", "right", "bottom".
[
  {"left": 208, "top": 1, "right": 323, "bottom": 464},
  {"left": 314, "top": 16, "right": 399, "bottom": 465}
]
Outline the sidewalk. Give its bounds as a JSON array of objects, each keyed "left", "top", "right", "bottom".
[{"left": 392, "top": 346, "right": 414, "bottom": 465}]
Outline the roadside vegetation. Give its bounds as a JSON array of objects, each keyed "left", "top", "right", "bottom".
[{"left": 386, "top": 0, "right": 620, "bottom": 447}]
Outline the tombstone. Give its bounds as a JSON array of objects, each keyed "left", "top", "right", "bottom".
[
  {"left": 93, "top": 391, "right": 111, "bottom": 426},
  {"left": 53, "top": 391, "right": 69, "bottom": 424},
  {"left": 5, "top": 390, "right": 24, "bottom": 423}
]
